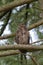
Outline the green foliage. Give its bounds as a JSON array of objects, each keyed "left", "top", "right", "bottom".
[
  {"left": 38, "top": 58, "right": 43, "bottom": 65},
  {"left": 0, "top": 0, "right": 14, "bottom": 6},
  {"left": 0, "top": 55, "right": 18, "bottom": 65}
]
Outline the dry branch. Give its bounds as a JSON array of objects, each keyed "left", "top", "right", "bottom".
[
  {"left": 28, "top": 19, "right": 43, "bottom": 30},
  {"left": 31, "top": 39, "right": 43, "bottom": 44},
  {"left": 0, "top": 50, "right": 21, "bottom": 57},
  {"left": 29, "top": 55, "right": 39, "bottom": 65},
  {"left": 0, "top": 19, "right": 43, "bottom": 40},
  {"left": 0, "top": 0, "right": 34, "bottom": 12},
  {"left": 0, "top": 33, "right": 16, "bottom": 39},
  {"left": 0, "top": 44, "right": 43, "bottom": 51}
]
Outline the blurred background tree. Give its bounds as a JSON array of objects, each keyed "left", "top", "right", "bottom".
[{"left": 0, "top": 0, "right": 43, "bottom": 65}]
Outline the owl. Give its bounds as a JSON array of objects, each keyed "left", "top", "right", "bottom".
[{"left": 15, "top": 24, "right": 30, "bottom": 53}]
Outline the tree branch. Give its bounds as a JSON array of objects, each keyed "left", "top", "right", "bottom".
[
  {"left": 31, "top": 39, "right": 43, "bottom": 44},
  {"left": 28, "top": 19, "right": 43, "bottom": 30},
  {"left": 0, "top": 44, "right": 43, "bottom": 51},
  {"left": 0, "top": 0, "right": 36, "bottom": 12},
  {"left": 0, "top": 50, "right": 21, "bottom": 57},
  {"left": 0, "top": 33, "right": 16, "bottom": 39},
  {"left": 29, "top": 55, "right": 39, "bottom": 65}
]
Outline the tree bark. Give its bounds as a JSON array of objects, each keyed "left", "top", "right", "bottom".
[
  {"left": 0, "top": 50, "right": 21, "bottom": 57},
  {"left": 0, "top": 0, "right": 35, "bottom": 12},
  {"left": 0, "top": 44, "right": 43, "bottom": 51}
]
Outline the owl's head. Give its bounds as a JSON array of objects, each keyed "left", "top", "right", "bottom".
[{"left": 18, "top": 23, "right": 28, "bottom": 31}]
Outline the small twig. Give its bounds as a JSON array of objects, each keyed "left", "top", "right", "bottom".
[
  {"left": 28, "top": 54, "right": 39, "bottom": 65},
  {"left": 31, "top": 39, "right": 43, "bottom": 44}
]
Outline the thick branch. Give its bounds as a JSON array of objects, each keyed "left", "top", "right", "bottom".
[
  {"left": 0, "top": 19, "right": 43, "bottom": 39},
  {"left": 0, "top": 44, "right": 43, "bottom": 51},
  {"left": 0, "top": 50, "right": 21, "bottom": 57},
  {"left": 0, "top": 0, "right": 35, "bottom": 12}
]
